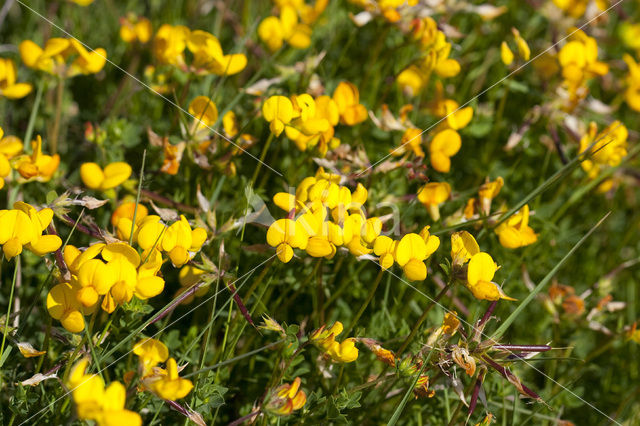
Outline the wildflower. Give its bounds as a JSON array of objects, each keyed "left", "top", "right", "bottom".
[
  {"left": 558, "top": 28, "right": 608, "bottom": 109},
  {"left": 0, "top": 131, "right": 23, "bottom": 189},
  {"left": 19, "top": 38, "right": 107, "bottom": 77},
  {"left": 501, "top": 41, "right": 514, "bottom": 66},
  {"left": 466, "top": 252, "right": 515, "bottom": 301},
  {"left": 0, "top": 58, "right": 32, "bottom": 99},
  {"left": 80, "top": 162, "right": 132, "bottom": 192},
  {"left": 495, "top": 204, "right": 538, "bottom": 249},
  {"left": 47, "top": 282, "right": 94, "bottom": 333},
  {"left": 623, "top": 54, "right": 640, "bottom": 112},
  {"left": 67, "top": 358, "right": 142, "bottom": 426},
  {"left": 263, "top": 95, "right": 294, "bottom": 136},
  {"left": 111, "top": 201, "right": 148, "bottom": 228},
  {"left": 160, "top": 215, "right": 208, "bottom": 267},
  {"left": 451, "top": 231, "right": 479, "bottom": 268},
  {"left": 258, "top": 6, "right": 312, "bottom": 52},
  {"left": 188, "top": 96, "right": 218, "bottom": 131},
  {"left": 148, "top": 358, "right": 194, "bottom": 400},
  {"left": 153, "top": 24, "right": 189, "bottom": 66},
  {"left": 501, "top": 28, "right": 530, "bottom": 66},
  {"left": 393, "top": 233, "right": 438, "bottom": 281},
  {"left": 267, "top": 218, "right": 309, "bottom": 262},
  {"left": 133, "top": 338, "right": 169, "bottom": 375},
  {"left": 264, "top": 377, "right": 307, "bottom": 416},
  {"left": 119, "top": 14, "right": 152, "bottom": 44},
  {"left": 177, "top": 265, "right": 209, "bottom": 304},
  {"left": 187, "top": 30, "right": 247, "bottom": 75},
  {"left": 579, "top": 121, "right": 628, "bottom": 180},
  {"left": 429, "top": 129, "right": 461, "bottom": 173},
  {"left": 478, "top": 177, "right": 503, "bottom": 215},
  {"left": 14, "top": 135, "right": 60, "bottom": 182},
  {"left": 393, "top": 128, "right": 424, "bottom": 157},
  {"left": 310, "top": 321, "right": 359, "bottom": 363},
  {"left": 373, "top": 235, "right": 397, "bottom": 269},
  {"left": 417, "top": 182, "right": 451, "bottom": 221},
  {"left": 332, "top": 82, "right": 367, "bottom": 125},
  {"left": 0, "top": 203, "right": 62, "bottom": 259}
]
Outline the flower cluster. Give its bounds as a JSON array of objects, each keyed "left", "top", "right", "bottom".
[
  {"left": 67, "top": 358, "right": 141, "bottom": 426},
  {"left": 262, "top": 81, "right": 367, "bottom": 155},
  {"left": 153, "top": 25, "right": 247, "bottom": 76},
  {"left": 117, "top": 212, "right": 207, "bottom": 267},
  {"left": 0, "top": 201, "right": 62, "bottom": 259},
  {"left": 20, "top": 37, "right": 107, "bottom": 77},
  {"left": 579, "top": 120, "right": 628, "bottom": 191},
  {"left": 397, "top": 17, "right": 460, "bottom": 96},
  {"left": 267, "top": 168, "right": 376, "bottom": 262},
  {"left": 47, "top": 241, "right": 164, "bottom": 332},
  {"left": 13, "top": 135, "right": 60, "bottom": 182},
  {"left": 258, "top": 0, "right": 328, "bottom": 52},
  {"left": 132, "top": 338, "right": 194, "bottom": 400},
  {"left": 557, "top": 28, "right": 608, "bottom": 110},
  {"left": 451, "top": 231, "right": 515, "bottom": 301},
  {"left": 119, "top": 14, "right": 153, "bottom": 45},
  {"left": 373, "top": 227, "right": 440, "bottom": 281},
  {"left": 310, "top": 321, "right": 359, "bottom": 363}
]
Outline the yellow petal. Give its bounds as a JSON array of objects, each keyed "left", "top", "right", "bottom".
[{"left": 467, "top": 252, "right": 497, "bottom": 286}]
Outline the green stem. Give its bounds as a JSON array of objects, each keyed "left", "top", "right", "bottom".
[
  {"left": 0, "top": 258, "right": 18, "bottom": 368},
  {"left": 344, "top": 268, "right": 384, "bottom": 336},
  {"left": 397, "top": 279, "right": 453, "bottom": 356},
  {"left": 250, "top": 132, "right": 275, "bottom": 187},
  {"left": 24, "top": 79, "right": 45, "bottom": 147},
  {"left": 130, "top": 150, "right": 147, "bottom": 246},
  {"left": 50, "top": 78, "right": 65, "bottom": 155}
]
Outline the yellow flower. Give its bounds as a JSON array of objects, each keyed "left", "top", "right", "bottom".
[
  {"left": 177, "top": 265, "right": 209, "bottom": 304},
  {"left": 263, "top": 95, "right": 294, "bottom": 136},
  {"left": 265, "top": 377, "right": 307, "bottom": 416},
  {"left": 47, "top": 282, "right": 95, "bottom": 333},
  {"left": 80, "top": 162, "right": 132, "bottom": 191},
  {"left": 620, "top": 22, "right": 640, "bottom": 50},
  {"left": 258, "top": 6, "right": 311, "bottom": 52},
  {"left": 223, "top": 111, "right": 239, "bottom": 138},
  {"left": 623, "top": 54, "right": 640, "bottom": 112},
  {"left": 397, "top": 65, "right": 427, "bottom": 97},
  {"left": 579, "top": 121, "right": 628, "bottom": 180},
  {"left": 466, "top": 252, "right": 515, "bottom": 301},
  {"left": 133, "top": 338, "right": 169, "bottom": 375},
  {"left": 148, "top": 358, "right": 194, "bottom": 400},
  {"left": 429, "top": 129, "right": 461, "bottom": 173},
  {"left": 119, "top": 14, "right": 153, "bottom": 44},
  {"left": 14, "top": 136, "right": 60, "bottom": 182},
  {"left": 501, "top": 41, "right": 514, "bottom": 66},
  {"left": 19, "top": 37, "right": 106, "bottom": 77},
  {"left": 187, "top": 30, "right": 247, "bottom": 75},
  {"left": 478, "top": 176, "right": 503, "bottom": 215},
  {"left": 0, "top": 58, "right": 32, "bottom": 99},
  {"left": 501, "top": 28, "right": 530, "bottom": 66},
  {"left": 12, "top": 201, "right": 62, "bottom": 256},
  {"left": 392, "top": 128, "right": 424, "bottom": 157},
  {"left": 0, "top": 203, "right": 61, "bottom": 259},
  {"left": 310, "top": 321, "right": 359, "bottom": 363},
  {"left": 111, "top": 202, "right": 148, "bottom": 228},
  {"left": 153, "top": 24, "right": 190, "bottom": 67},
  {"left": 266, "top": 218, "right": 309, "bottom": 262},
  {"left": 332, "top": 81, "right": 367, "bottom": 125},
  {"left": 161, "top": 215, "right": 207, "bottom": 267},
  {"left": 417, "top": 182, "right": 451, "bottom": 221},
  {"left": 393, "top": 233, "right": 437, "bottom": 281},
  {"left": 188, "top": 95, "right": 218, "bottom": 129},
  {"left": 69, "top": 0, "right": 95, "bottom": 5},
  {"left": 373, "top": 235, "right": 397, "bottom": 269},
  {"left": 495, "top": 204, "right": 538, "bottom": 249},
  {"left": 450, "top": 231, "right": 479, "bottom": 268},
  {"left": 67, "top": 358, "right": 142, "bottom": 426}
]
